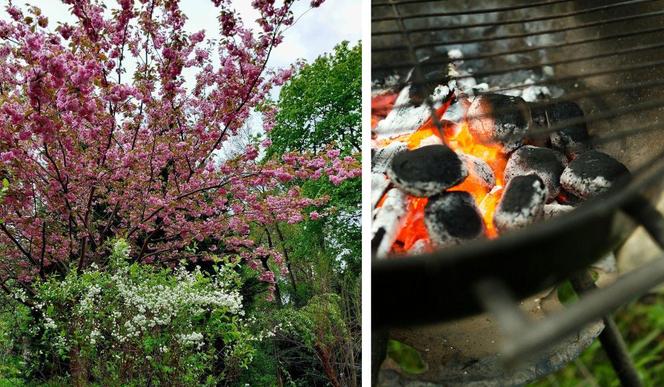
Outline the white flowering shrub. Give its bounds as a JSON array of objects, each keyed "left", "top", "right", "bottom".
[{"left": 5, "top": 239, "right": 256, "bottom": 385}]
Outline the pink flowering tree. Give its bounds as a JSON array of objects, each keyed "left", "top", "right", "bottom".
[{"left": 0, "top": 0, "right": 358, "bottom": 297}]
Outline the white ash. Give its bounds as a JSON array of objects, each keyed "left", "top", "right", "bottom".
[
  {"left": 371, "top": 173, "right": 390, "bottom": 210},
  {"left": 494, "top": 175, "right": 547, "bottom": 233},
  {"left": 543, "top": 202, "right": 575, "bottom": 220},
  {"left": 424, "top": 191, "right": 485, "bottom": 248},
  {"left": 560, "top": 150, "right": 630, "bottom": 199},
  {"left": 441, "top": 98, "right": 467, "bottom": 123},
  {"left": 448, "top": 49, "right": 464, "bottom": 60},
  {"left": 408, "top": 239, "right": 429, "bottom": 256},
  {"left": 374, "top": 84, "right": 451, "bottom": 140},
  {"left": 504, "top": 145, "right": 566, "bottom": 201},
  {"left": 460, "top": 154, "right": 496, "bottom": 190},
  {"left": 372, "top": 188, "right": 408, "bottom": 258},
  {"left": 372, "top": 141, "right": 407, "bottom": 174}
]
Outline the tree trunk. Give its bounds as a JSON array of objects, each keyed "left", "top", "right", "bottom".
[
  {"left": 70, "top": 345, "right": 88, "bottom": 387},
  {"left": 316, "top": 344, "right": 341, "bottom": 387}
]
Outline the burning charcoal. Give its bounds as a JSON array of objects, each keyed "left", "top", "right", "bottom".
[
  {"left": 466, "top": 93, "right": 530, "bottom": 152},
  {"left": 543, "top": 202, "right": 575, "bottom": 220},
  {"left": 406, "top": 53, "right": 452, "bottom": 106},
  {"left": 560, "top": 150, "right": 630, "bottom": 199},
  {"left": 424, "top": 191, "right": 484, "bottom": 248},
  {"left": 556, "top": 190, "right": 582, "bottom": 206},
  {"left": 546, "top": 101, "right": 590, "bottom": 158},
  {"left": 371, "top": 173, "right": 390, "bottom": 209},
  {"left": 373, "top": 141, "right": 407, "bottom": 174},
  {"left": 372, "top": 188, "right": 407, "bottom": 258},
  {"left": 374, "top": 88, "right": 433, "bottom": 139},
  {"left": 494, "top": 174, "right": 547, "bottom": 233},
  {"left": 504, "top": 145, "right": 566, "bottom": 201},
  {"left": 459, "top": 154, "right": 495, "bottom": 190},
  {"left": 388, "top": 144, "right": 468, "bottom": 197}
]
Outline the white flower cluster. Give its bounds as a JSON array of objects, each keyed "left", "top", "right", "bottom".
[
  {"left": 177, "top": 332, "right": 205, "bottom": 349},
  {"left": 105, "top": 265, "right": 243, "bottom": 343},
  {"left": 79, "top": 284, "right": 101, "bottom": 313}
]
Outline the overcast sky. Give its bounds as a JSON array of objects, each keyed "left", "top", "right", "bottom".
[{"left": 1, "top": 0, "right": 361, "bottom": 68}]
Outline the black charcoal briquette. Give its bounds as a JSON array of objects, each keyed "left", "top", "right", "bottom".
[
  {"left": 387, "top": 144, "right": 468, "bottom": 197},
  {"left": 560, "top": 150, "right": 630, "bottom": 199},
  {"left": 504, "top": 145, "right": 566, "bottom": 201},
  {"left": 494, "top": 174, "right": 547, "bottom": 233},
  {"left": 467, "top": 93, "right": 530, "bottom": 152},
  {"left": 547, "top": 101, "right": 590, "bottom": 158},
  {"left": 424, "top": 191, "right": 484, "bottom": 247}
]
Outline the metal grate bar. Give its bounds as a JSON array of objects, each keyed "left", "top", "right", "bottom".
[
  {"left": 448, "top": 41, "right": 664, "bottom": 83},
  {"left": 374, "top": 25, "right": 664, "bottom": 72},
  {"left": 373, "top": 0, "right": 658, "bottom": 34},
  {"left": 386, "top": 61, "right": 664, "bottom": 112},
  {"left": 373, "top": 10, "right": 664, "bottom": 52},
  {"left": 372, "top": 0, "right": 572, "bottom": 19},
  {"left": 386, "top": 0, "right": 448, "bottom": 141}
]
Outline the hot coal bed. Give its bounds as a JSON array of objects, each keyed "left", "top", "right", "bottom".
[{"left": 371, "top": 54, "right": 630, "bottom": 259}]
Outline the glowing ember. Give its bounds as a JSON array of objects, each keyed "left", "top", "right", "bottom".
[
  {"left": 373, "top": 95, "right": 509, "bottom": 253},
  {"left": 372, "top": 93, "right": 398, "bottom": 129}
]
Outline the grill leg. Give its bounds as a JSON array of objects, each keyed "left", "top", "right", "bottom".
[{"left": 571, "top": 271, "right": 642, "bottom": 387}]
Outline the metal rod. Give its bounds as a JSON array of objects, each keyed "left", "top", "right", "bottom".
[
  {"left": 386, "top": 71, "right": 664, "bottom": 112},
  {"left": 387, "top": 0, "right": 447, "bottom": 140},
  {"left": 623, "top": 196, "right": 664, "bottom": 249},
  {"left": 373, "top": 24, "right": 664, "bottom": 71},
  {"left": 386, "top": 58, "right": 664, "bottom": 113},
  {"left": 372, "top": 0, "right": 573, "bottom": 18},
  {"left": 499, "top": 256, "right": 664, "bottom": 367},
  {"left": 571, "top": 271, "right": 643, "bottom": 387},
  {"left": 372, "top": 0, "right": 658, "bottom": 34},
  {"left": 373, "top": 10, "right": 664, "bottom": 51}
]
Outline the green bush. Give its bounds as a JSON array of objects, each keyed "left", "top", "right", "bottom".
[{"left": 0, "top": 240, "right": 257, "bottom": 385}]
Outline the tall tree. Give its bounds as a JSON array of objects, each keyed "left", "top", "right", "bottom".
[
  {"left": 253, "top": 41, "right": 362, "bottom": 386},
  {"left": 267, "top": 41, "right": 362, "bottom": 156},
  {"left": 0, "top": 0, "right": 359, "bottom": 296}
]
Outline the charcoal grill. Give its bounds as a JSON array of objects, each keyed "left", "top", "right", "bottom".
[{"left": 371, "top": 0, "right": 664, "bottom": 385}]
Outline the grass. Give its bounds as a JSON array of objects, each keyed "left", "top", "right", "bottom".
[{"left": 530, "top": 294, "right": 664, "bottom": 387}]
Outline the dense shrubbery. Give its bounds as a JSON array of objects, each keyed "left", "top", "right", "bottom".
[{"left": 1, "top": 240, "right": 257, "bottom": 385}]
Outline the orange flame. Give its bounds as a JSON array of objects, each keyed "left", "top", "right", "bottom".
[{"left": 373, "top": 95, "right": 509, "bottom": 253}]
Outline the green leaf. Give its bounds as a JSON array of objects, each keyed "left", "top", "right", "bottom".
[{"left": 387, "top": 339, "right": 427, "bottom": 375}]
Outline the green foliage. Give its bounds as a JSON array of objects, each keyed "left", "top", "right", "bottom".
[
  {"left": 267, "top": 40, "right": 361, "bottom": 156},
  {"left": 386, "top": 339, "right": 427, "bottom": 375},
  {"left": 0, "top": 240, "right": 256, "bottom": 385},
  {"left": 250, "top": 40, "right": 361, "bottom": 385},
  {"left": 531, "top": 294, "right": 664, "bottom": 386}
]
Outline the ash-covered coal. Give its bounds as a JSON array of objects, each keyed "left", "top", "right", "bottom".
[
  {"left": 373, "top": 141, "right": 407, "bottom": 174},
  {"left": 504, "top": 145, "right": 566, "bottom": 201},
  {"left": 460, "top": 153, "right": 495, "bottom": 190},
  {"left": 372, "top": 188, "right": 408, "bottom": 258},
  {"left": 560, "top": 150, "right": 630, "bottom": 199},
  {"left": 467, "top": 93, "right": 529, "bottom": 152},
  {"left": 371, "top": 173, "right": 390, "bottom": 209},
  {"left": 388, "top": 144, "right": 468, "bottom": 197},
  {"left": 547, "top": 101, "right": 590, "bottom": 158},
  {"left": 494, "top": 174, "right": 547, "bottom": 233},
  {"left": 424, "top": 191, "right": 484, "bottom": 247}
]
